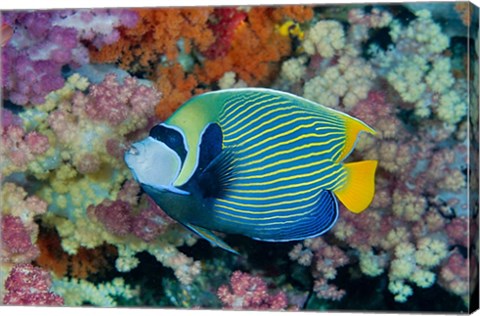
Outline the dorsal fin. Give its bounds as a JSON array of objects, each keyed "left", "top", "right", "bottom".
[{"left": 336, "top": 114, "right": 376, "bottom": 162}]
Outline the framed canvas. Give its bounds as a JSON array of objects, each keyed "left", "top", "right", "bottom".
[{"left": 0, "top": 1, "right": 478, "bottom": 314}]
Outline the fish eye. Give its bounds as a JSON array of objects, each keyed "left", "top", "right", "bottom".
[{"left": 149, "top": 124, "right": 187, "bottom": 163}]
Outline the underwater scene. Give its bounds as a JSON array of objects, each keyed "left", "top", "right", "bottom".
[{"left": 0, "top": 1, "right": 479, "bottom": 313}]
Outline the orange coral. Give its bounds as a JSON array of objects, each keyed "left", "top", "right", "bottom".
[
  {"left": 195, "top": 6, "right": 294, "bottom": 86},
  {"left": 89, "top": 7, "right": 215, "bottom": 76},
  {"left": 35, "top": 228, "right": 117, "bottom": 279},
  {"left": 89, "top": 6, "right": 315, "bottom": 120},
  {"left": 35, "top": 228, "right": 68, "bottom": 277},
  {"left": 454, "top": 2, "right": 472, "bottom": 26},
  {"left": 271, "top": 5, "right": 315, "bottom": 23},
  {"left": 154, "top": 63, "right": 205, "bottom": 120}
]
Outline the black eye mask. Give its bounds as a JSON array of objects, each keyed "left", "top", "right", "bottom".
[{"left": 149, "top": 124, "right": 187, "bottom": 164}]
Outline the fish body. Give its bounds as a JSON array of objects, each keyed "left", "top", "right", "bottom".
[{"left": 125, "top": 88, "right": 377, "bottom": 253}]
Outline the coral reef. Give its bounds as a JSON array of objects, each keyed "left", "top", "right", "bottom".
[
  {"left": 217, "top": 271, "right": 288, "bottom": 310},
  {"left": 3, "top": 263, "right": 64, "bottom": 305},
  {"left": 289, "top": 237, "right": 349, "bottom": 300},
  {"left": 1, "top": 10, "right": 138, "bottom": 105},
  {"left": 0, "top": 3, "right": 476, "bottom": 312}
]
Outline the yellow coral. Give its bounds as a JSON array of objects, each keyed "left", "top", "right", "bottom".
[
  {"left": 437, "top": 90, "right": 467, "bottom": 124},
  {"left": 387, "top": 55, "right": 428, "bottom": 103},
  {"left": 390, "top": 258, "right": 415, "bottom": 279},
  {"left": 280, "top": 57, "right": 307, "bottom": 83},
  {"left": 303, "top": 55, "right": 374, "bottom": 109},
  {"left": 415, "top": 237, "right": 448, "bottom": 268},
  {"left": 51, "top": 277, "right": 137, "bottom": 306},
  {"left": 380, "top": 227, "right": 410, "bottom": 250},
  {"left": 303, "top": 20, "right": 345, "bottom": 58},
  {"left": 425, "top": 57, "right": 455, "bottom": 93},
  {"left": 437, "top": 169, "right": 466, "bottom": 191},
  {"left": 388, "top": 280, "right": 413, "bottom": 303},
  {"left": 411, "top": 270, "right": 435, "bottom": 288},
  {"left": 392, "top": 189, "right": 427, "bottom": 221},
  {"left": 359, "top": 250, "right": 385, "bottom": 277}
]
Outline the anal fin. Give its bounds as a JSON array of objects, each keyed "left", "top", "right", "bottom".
[{"left": 185, "top": 223, "right": 239, "bottom": 255}]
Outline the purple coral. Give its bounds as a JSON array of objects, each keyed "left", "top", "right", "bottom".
[
  {"left": 1, "top": 125, "right": 49, "bottom": 173},
  {"left": 81, "top": 74, "right": 158, "bottom": 125},
  {"left": 2, "top": 9, "right": 138, "bottom": 106},
  {"left": 439, "top": 251, "right": 475, "bottom": 300},
  {"left": 3, "top": 263, "right": 64, "bottom": 306},
  {"left": 1, "top": 216, "right": 37, "bottom": 256},
  {"left": 1, "top": 111, "right": 50, "bottom": 171},
  {"left": 87, "top": 180, "right": 174, "bottom": 242},
  {"left": 88, "top": 200, "right": 133, "bottom": 236},
  {"left": 289, "top": 237, "right": 349, "bottom": 301},
  {"left": 46, "top": 73, "right": 160, "bottom": 175},
  {"left": 217, "top": 271, "right": 288, "bottom": 310}
]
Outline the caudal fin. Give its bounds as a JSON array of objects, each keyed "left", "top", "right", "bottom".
[{"left": 334, "top": 160, "right": 378, "bottom": 213}]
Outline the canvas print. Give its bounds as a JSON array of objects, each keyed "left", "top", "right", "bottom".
[{"left": 0, "top": 1, "right": 478, "bottom": 313}]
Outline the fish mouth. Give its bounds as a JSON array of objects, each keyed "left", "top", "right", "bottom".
[
  {"left": 127, "top": 144, "right": 139, "bottom": 156},
  {"left": 124, "top": 142, "right": 145, "bottom": 168}
]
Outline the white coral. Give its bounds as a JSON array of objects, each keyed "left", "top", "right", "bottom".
[
  {"left": 303, "top": 20, "right": 346, "bottom": 58},
  {"left": 303, "top": 55, "right": 375, "bottom": 109},
  {"left": 280, "top": 57, "right": 307, "bottom": 82}
]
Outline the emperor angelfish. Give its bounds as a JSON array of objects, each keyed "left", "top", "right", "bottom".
[{"left": 125, "top": 88, "right": 378, "bottom": 254}]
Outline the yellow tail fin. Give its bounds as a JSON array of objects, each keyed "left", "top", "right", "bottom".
[{"left": 334, "top": 160, "right": 378, "bottom": 213}]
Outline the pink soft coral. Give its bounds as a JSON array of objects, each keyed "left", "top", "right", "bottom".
[
  {"left": 217, "top": 271, "right": 288, "bottom": 310},
  {"left": 3, "top": 263, "right": 64, "bottom": 306}
]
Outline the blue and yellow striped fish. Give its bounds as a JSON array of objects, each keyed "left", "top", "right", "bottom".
[{"left": 124, "top": 88, "right": 377, "bottom": 254}]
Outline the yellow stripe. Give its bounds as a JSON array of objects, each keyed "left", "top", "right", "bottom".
[
  {"left": 317, "top": 170, "right": 347, "bottom": 189},
  {"left": 220, "top": 94, "right": 265, "bottom": 121},
  {"left": 235, "top": 130, "right": 344, "bottom": 157},
  {"left": 223, "top": 100, "right": 291, "bottom": 133},
  {"left": 224, "top": 106, "right": 342, "bottom": 138},
  {"left": 232, "top": 157, "right": 331, "bottom": 181},
  {"left": 227, "top": 166, "right": 345, "bottom": 193},
  {"left": 223, "top": 105, "right": 293, "bottom": 138},
  {"left": 216, "top": 213, "right": 304, "bottom": 227},
  {"left": 235, "top": 140, "right": 344, "bottom": 169},
  {"left": 330, "top": 177, "right": 347, "bottom": 191},
  {"left": 215, "top": 207, "right": 314, "bottom": 222},
  {"left": 217, "top": 186, "right": 321, "bottom": 208},
  {"left": 216, "top": 195, "right": 319, "bottom": 215},
  {"left": 226, "top": 113, "right": 339, "bottom": 144},
  {"left": 222, "top": 96, "right": 283, "bottom": 127},
  {"left": 235, "top": 163, "right": 336, "bottom": 187},
  {"left": 235, "top": 144, "right": 339, "bottom": 175},
  {"left": 237, "top": 134, "right": 344, "bottom": 163}
]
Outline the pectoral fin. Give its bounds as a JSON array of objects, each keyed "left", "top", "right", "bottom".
[{"left": 185, "top": 223, "right": 239, "bottom": 255}]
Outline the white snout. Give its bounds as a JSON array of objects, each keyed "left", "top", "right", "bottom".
[{"left": 124, "top": 137, "right": 182, "bottom": 188}]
